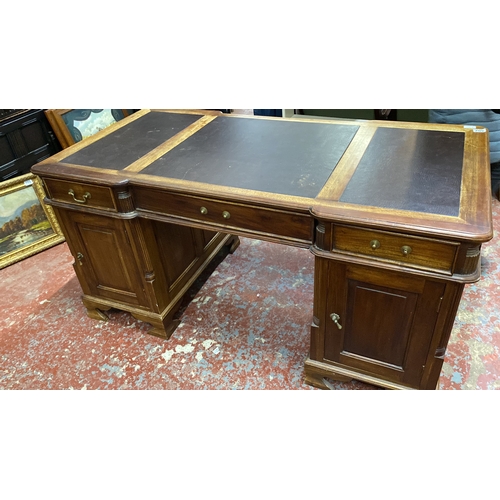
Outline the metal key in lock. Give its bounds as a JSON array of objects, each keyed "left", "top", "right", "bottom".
[{"left": 330, "top": 313, "right": 342, "bottom": 329}]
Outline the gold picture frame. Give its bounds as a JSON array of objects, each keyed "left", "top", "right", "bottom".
[
  {"left": 44, "top": 109, "right": 134, "bottom": 149},
  {"left": 0, "top": 173, "right": 65, "bottom": 269}
]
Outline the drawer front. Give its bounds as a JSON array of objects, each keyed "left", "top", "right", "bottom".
[
  {"left": 133, "top": 187, "right": 313, "bottom": 245},
  {"left": 44, "top": 179, "right": 117, "bottom": 211},
  {"left": 333, "top": 225, "right": 458, "bottom": 273}
]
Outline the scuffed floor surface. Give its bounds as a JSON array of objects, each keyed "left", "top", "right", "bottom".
[{"left": 1, "top": 198, "right": 499, "bottom": 390}]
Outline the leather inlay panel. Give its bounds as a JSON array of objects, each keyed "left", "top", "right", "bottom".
[
  {"left": 142, "top": 116, "right": 359, "bottom": 198},
  {"left": 63, "top": 112, "right": 201, "bottom": 170},
  {"left": 340, "top": 128, "right": 465, "bottom": 216}
]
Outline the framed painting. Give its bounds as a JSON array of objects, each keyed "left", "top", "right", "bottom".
[
  {"left": 0, "top": 173, "right": 65, "bottom": 269},
  {"left": 44, "top": 109, "right": 135, "bottom": 149}
]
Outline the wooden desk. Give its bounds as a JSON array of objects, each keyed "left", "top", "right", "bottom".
[{"left": 32, "top": 109, "right": 493, "bottom": 390}]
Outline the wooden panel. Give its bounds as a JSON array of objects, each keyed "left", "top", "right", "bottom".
[
  {"left": 80, "top": 227, "right": 137, "bottom": 297},
  {"left": 0, "top": 134, "right": 14, "bottom": 163},
  {"left": 142, "top": 116, "right": 359, "bottom": 198},
  {"left": 151, "top": 221, "right": 199, "bottom": 290},
  {"left": 342, "top": 280, "right": 418, "bottom": 368}
]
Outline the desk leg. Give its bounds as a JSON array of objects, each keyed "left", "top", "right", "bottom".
[
  {"left": 83, "top": 302, "right": 110, "bottom": 322},
  {"left": 81, "top": 294, "right": 182, "bottom": 340},
  {"left": 130, "top": 311, "right": 181, "bottom": 340}
]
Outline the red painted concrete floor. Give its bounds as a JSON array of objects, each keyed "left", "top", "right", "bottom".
[{"left": 1, "top": 198, "right": 499, "bottom": 390}]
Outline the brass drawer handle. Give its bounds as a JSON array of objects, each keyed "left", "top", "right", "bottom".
[
  {"left": 330, "top": 313, "right": 342, "bottom": 330},
  {"left": 200, "top": 206, "right": 208, "bottom": 215},
  {"left": 68, "top": 189, "right": 91, "bottom": 204},
  {"left": 370, "top": 239, "right": 380, "bottom": 250},
  {"left": 222, "top": 211, "right": 231, "bottom": 219},
  {"left": 401, "top": 245, "right": 412, "bottom": 256}
]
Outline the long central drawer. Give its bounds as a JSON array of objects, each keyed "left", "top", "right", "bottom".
[{"left": 132, "top": 187, "right": 314, "bottom": 246}]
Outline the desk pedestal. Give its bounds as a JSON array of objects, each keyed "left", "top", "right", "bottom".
[
  {"left": 304, "top": 223, "right": 473, "bottom": 390},
  {"left": 53, "top": 206, "right": 239, "bottom": 339}
]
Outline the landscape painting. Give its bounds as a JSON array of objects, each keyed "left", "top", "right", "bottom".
[{"left": 0, "top": 173, "right": 65, "bottom": 269}]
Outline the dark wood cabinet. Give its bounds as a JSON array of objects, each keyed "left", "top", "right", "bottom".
[{"left": 0, "top": 109, "right": 60, "bottom": 181}]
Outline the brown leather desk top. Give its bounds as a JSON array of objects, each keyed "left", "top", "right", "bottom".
[{"left": 33, "top": 109, "right": 493, "bottom": 244}]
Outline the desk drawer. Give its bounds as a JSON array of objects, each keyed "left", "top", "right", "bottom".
[
  {"left": 44, "top": 179, "right": 117, "bottom": 211},
  {"left": 133, "top": 188, "right": 313, "bottom": 245},
  {"left": 332, "top": 225, "right": 458, "bottom": 273}
]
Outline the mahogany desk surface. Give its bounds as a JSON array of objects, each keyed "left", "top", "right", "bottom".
[{"left": 34, "top": 109, "right": 492, "bottom": 248}]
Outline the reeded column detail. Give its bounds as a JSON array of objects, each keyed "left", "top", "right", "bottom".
[
  {"left": 315, "top": 222, "right": 327, "bottom": 250},
  {"left": 459, "top": 245, "right": 481, "bottom": 275},
  {"left": 117, "top": 189, "right": 135, "bottom": 213}
]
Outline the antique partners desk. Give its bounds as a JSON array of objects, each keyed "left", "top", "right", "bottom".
[{"left": 32, "top": 109, "right": 493, "bottom": 390}]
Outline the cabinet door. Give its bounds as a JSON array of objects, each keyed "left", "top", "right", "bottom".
[
  {"left": 57, "top": 210, "right": 148, "bottom": 307},
  {"left": 322, "top": 260, "right": 446, "bottom": 388}
]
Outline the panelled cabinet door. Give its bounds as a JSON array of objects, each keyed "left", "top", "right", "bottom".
[
  {"left": 56, "top": 210, "right": 148, "bottom": 307},
  {"left": 323, "top": 261, "right": 446, "bottom": 388}
]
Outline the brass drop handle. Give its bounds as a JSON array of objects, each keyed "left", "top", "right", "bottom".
[
  {"left": 330, "top": 313, "right": 342, "bottom": 330},
  {"left": 68, "top": 189, "right": 91, "bottom": 204},
  {"left": 370, "top": 239, "right": 380, "bottom": 250},
  {"left": 401, "top": 245, "right": 412, "bottom": 256},
  {"left": 200, "top": 206, "right": 208, "bottom": 215},
  {"left": 76, "top": 252, "right": 84, "bottom": 265},
  {"left": 222, "top": 211, "right": 231, "bottom": 219}
]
